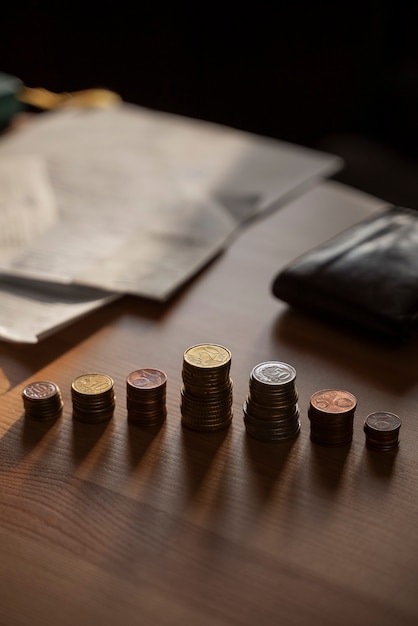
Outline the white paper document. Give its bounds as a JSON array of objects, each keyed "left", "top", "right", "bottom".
[
  {"left": 0, "top": 278, "right": 117, "bottom": 344},
  {"left": 0, "top": 103, "right": 342, "bottom": 342},
  {"left": 0, "top": 155, "right": 57, "bottom": 261}
]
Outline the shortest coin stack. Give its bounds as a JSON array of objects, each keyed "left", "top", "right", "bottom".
[
  {"left": 364, "top": 412, "right": 401, "bottom": 450},
  {"left": 243, "top": 361, "right": 300, "bottom": 442},
  {"left": 127, "top": 368, "right": 167, "bottom": 427},
  {"left": 308, "top": 389, "right": 357, "bottom": 446},
  {"left": 71, "top": 373, "right": 115, "bottom": 423},
  {"left": 181, "top": 343, "right": 233, "bottom": 432},
  {"left": 22, "top": 381, "right": 63, "bottom": 421}
]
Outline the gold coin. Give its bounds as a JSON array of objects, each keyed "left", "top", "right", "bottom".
[
  {"left": 72, "top": 373, "right": 114, "bottom": 396},
  {"left": 184, "top": 344, "right": 231, "bottom": 369}
]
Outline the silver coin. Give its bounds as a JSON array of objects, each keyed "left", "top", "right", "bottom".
[
  {"left": 365, "top": 412, "right": 401, "bottom": 432},
  {"left": 251, "top": 361, "right": 296, "bottom": 386}
]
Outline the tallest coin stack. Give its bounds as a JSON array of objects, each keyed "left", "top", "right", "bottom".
[{"left": 180, "top": 343, "right": 233, "bottom": 432}]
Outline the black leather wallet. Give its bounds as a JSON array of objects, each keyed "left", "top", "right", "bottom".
[{"left": 271, "top": 206, "right": 418, "bottom": 340}]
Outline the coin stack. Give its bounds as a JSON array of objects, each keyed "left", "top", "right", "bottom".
[
  {"left": 180, "top": 343, "right": 233, "bottom": 432},
  {"left": 22, "top": 381, "right": 63, "bottom": 421},
  {"left": 243, "top": 361, "right": 300, "bottom": 441},
  {"left": 364, "top": 411, "right": 401, "bottom": 451},
  {"left": 71, "top": 373, "right": 115, "bottom": 423},
  {"left": 127, "top": 368, "right": 167, "bottom": 427},
  {"left": 308, "top": 389, "right": 357, "bottom": 446}
]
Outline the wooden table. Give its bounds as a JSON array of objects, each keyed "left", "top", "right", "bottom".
[{"left": 1, "top": 181, "right": 417, "bottom": 626}]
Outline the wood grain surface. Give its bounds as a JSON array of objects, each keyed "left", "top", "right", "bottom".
[{"left": 1, "top": 181, "right": 417, "bottom": 626}]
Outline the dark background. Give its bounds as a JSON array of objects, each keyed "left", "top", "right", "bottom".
[{"left": 2, "top": 2, "right": 418, "bottom": 207}]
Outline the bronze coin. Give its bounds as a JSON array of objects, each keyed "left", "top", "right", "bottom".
[
  {"left": 127, "top": 368, "right": 167, "bottom": 390},
  {"left": 22, "top": 381, "right": 60, "bottom": 401},
  {"left": 310, "top": 389, "right": 357, "bottom": 414}
]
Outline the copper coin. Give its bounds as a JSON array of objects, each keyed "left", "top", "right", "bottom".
[
  {"left": 22, "top": 381, "right": 63, "bottom": 421},
  {"left": 310, "top": 389, "right": 357, "bottom": 414},
  {"left": 127, "top": 368, "right": 167, "bottom": 390},
  {"left": 22, "top": 381, "right": 60, "bottom": 401}
]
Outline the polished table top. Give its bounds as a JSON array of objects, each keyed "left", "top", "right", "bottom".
[{"left": 1, "top": 181, "right": 417, "bottom": 626}]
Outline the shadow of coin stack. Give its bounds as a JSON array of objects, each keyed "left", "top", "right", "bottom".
[
  {"left": 22, "top": 381, "right": 64, "bottom": 421},
  {"left": 243, "top": 361, "right": 300, "bottom": 441},
  {"left": 71, "top": 373, "right": 115, "bottom": 423},
  {"left": 127, "top": 368, "right": 167, "bottom": 427},
  {"left": 308, "top": 389, "right": 357, "bottom": 446},
  {"left": 180, "top": 343, "right": 233, "bottom": 432}
]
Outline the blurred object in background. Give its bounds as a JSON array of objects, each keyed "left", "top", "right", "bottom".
[
  {"left": 0, "top": 70, "right": 121, "bottom": 132},
  {"left": 0, "top": 72, "right": 25, "bottom": 130},
  {"left": 18, "top": 85, "right": 122, "bottom": 110}
]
